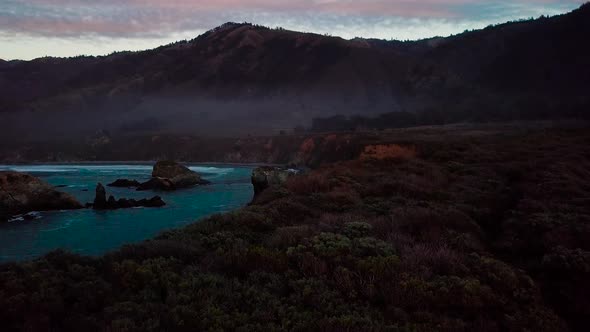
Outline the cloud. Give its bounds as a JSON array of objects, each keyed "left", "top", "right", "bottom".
[{"left": 0, "top": 0, "right": 586, "bottom": 59}]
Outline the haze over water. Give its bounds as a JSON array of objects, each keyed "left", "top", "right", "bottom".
[{"left": 0, "top": 164, "right": 253, "bottom": 263}]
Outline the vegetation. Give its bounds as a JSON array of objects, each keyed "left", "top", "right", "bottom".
[
  {"left": 1, "top": 126, "right": 589, "bottom": 331},
  {"left": 2, "top": 4, "right": 589, "bottom": 142}
]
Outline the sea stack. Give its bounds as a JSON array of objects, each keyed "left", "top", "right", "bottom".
[
  {"left": 92, "top": 183, "right": 165, "bottom": 210},
  {"left": 0, "top": 171, "right": 83, "bottom": 222},
  {"left": 137, "top": 160, "right": 210, "bottom": 191}
]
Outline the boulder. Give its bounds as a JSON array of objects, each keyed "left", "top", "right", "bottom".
[
  {"left": 171, "top": 173, "right": 210, "bottom": 188},
  {"left": 152, "top": 160, "right": 193, "bottom": 179},
  {"left": 137, "top": 196, "right": 166, "bottom": 208},
  {"left": 0, "top": 171, "right": 82, "bottom": 222},
  {"left": 107, "top": 179, "right": 141, "bottom": 188},
  {"left": 92, "top": 183, "right": 166, "bottom": 210},
  {"left": 251, "top": 167, "right": 298, "bottom": 196},
  {"left": 138, "top": 161, "right": 210, "bottom": 191},
  {"left": 107, "top": 195, "right": 117, "bottom": 206},
  {"left": 136, "top": 177, "right": 175, "bottom": 191}
]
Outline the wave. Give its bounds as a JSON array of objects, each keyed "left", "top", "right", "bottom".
[
  {"left": 1, "top": 165, "right": 236, "bottom": 174},
  {"left": 189, "top": 166, "right": 234, "bottom": 176},
  {"left": 0, "top": 165, "right": 154, "bottom": 173},
  {"left": 7, "top": 211, "right": 42, "bottom": 223},
  {"left": 40, "top": 220, "right": 74, "bottom": 233},
  {"left": 0, "top": 166, "right": 77, "bottom": 173}
]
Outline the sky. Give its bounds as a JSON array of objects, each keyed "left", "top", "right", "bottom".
[{"left": 0, "top": 0, "right": 586, "bottom": 60}]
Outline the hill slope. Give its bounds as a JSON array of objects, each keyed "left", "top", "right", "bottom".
[
  {"left": 2, "top": 125, "right": 590, "bottom": 331},
  {"left": 0, "top": 4, "right": 589, "bottom": 140}
]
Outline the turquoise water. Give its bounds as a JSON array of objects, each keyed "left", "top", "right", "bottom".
[{"left": 0, "top": 164, "right": 253, "bottom": 263}]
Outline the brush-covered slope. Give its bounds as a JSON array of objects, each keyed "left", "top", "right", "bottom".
[
  {"left": 2, "top": 125, "right": 590, "bottom": 331},
  {"left": 0, "top": 4, "right": 589, "bottom": 140}
]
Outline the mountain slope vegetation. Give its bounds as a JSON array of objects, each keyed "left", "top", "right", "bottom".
[
  {"left": 1, "top": 125, "right": 589, "bottom": 331},
  {"left": 1, "top": 4, "right": 589, "bottom": 141}
]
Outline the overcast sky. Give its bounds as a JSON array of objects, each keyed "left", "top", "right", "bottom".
[{"left": 0, "top": 0, "right": 586, "bottom": 60}]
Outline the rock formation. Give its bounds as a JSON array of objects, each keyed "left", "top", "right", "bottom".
[
  {"left": 0, "top": 171, "right": 82, "bottom": 222},
  {"left": 137, "top": 161, "right": 210, "bottom": 191},
  {"left": 136, "top": 177, "right": 175, "bottom": 191},
  {"left": 107, "top": 179, "right": 141, "bottom": 187},
  {"left": 251, "top": 167, "right": 298, "bottom": 197},
  {"left": 94, "top": 183, "right": 107, "bottom": 208},
  {"left": 92, "top": 183, "right": 165, "bottom": 210}
]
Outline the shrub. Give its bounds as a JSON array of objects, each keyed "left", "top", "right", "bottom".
[
  {"left": 360, "top": 144, "right": 417, "bottom": 161},
  {"left": 344, "top": 222, "right": 373, "bottom": 238},
  {"left": 286, "top": 173, "right": 331, "bottom": 194}
]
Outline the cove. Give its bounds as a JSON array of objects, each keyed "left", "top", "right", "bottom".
[{"left": 0, "top": 164, "right": 253, "bottom": 263}]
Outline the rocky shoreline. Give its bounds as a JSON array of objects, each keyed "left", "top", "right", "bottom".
[
  {"left": 0, "top": 171, "right": 83, "bottom": 222},
  {"left": 0, "top": 160, "right": 214, "bottom": 221}
]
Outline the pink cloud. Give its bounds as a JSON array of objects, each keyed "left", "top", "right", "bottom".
[
  {"left": 17, "top": 0, "right": 551, "bottom": 18},
  {"left": 2, "top": 0, "right": 586, "bottom": 39}
]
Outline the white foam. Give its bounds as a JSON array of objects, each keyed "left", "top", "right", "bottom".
[
  {"left": 189, "top": 166, "right": 233, "bottom": 175},
  {"left": 0, "top": 165, "right": 235, "bottom": 174},
  {"left": 7, "top": 211, "right": 42, "bottom": 223},
  {"left": 0, "top": 165, "right": 154, "bottom": 173}
]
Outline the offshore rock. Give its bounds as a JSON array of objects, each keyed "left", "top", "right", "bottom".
[
  {"left": 138, "top": 161, "right": 210, "bottom": 191},
  {"left": 92, "top": 183, "right": 166, "bottom": 210},
  {"left": 0, "top": 171, "right": 82, "bottom": 222}
]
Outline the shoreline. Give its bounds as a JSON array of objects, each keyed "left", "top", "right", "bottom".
[{"left": 0, "top": 161, "right": 282, "bottom": 168}]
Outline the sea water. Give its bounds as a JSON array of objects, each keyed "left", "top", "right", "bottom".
[{"left": 0, "top": 164, "right": 253, "bottom": 263}]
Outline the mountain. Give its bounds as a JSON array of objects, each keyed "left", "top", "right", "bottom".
[{"left": 0, "top": 4, "right": 589, "bottom": 141}]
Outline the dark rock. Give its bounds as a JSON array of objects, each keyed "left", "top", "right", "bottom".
[
  {"left": 152, "top": 160, "right": 193, "bottom": 179},
  {"left": 172, "top": 173, "right": 211, "bottom": 187},
  {"left": 0, "top": 171, "right": 83, "bottom": 222},
  {"left": 137, "top": 177, "right": 175, "bottom": 191},
  {"left": 92, "top": 182, "right": 166, "bottom": 210},
  {"left": 54, "top": 184, "right": 68, "bottom": 188},
  {"left": 107, "top": 179, "right": 141, "bottom": 187},
  {"left": 138, "top": 196, "right": 166, "bottom": 208},
  {"left": 150, "top": 160, "right": 210, "bottom": 189},
  {"left": 116, "top": 198, "right": 134, "bottom": 209},
  {"left": 93, "top": 183, "right": 107, "bottom": 209},
  {"left": 251, "top": 167, "right": 298, "bottom": 197}
]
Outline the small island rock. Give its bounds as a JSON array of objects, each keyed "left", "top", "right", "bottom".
[
  {"left": 94, "top": 183, "right": 107, "bottom": 209},
  {"left": 107, "top": 179, "right": 141, "bottom": 188},
  {"left": 0, "top": 171, "right": 82, "bottom": 222},
  {"left": 136, "top": 177, "right": 175, "bottom": 191},
  {"left": 137, "top": 161, "right": 210, "bottom": 191},
  {"left": 92, "top": 183, "right": 166, "bottom": 210}
]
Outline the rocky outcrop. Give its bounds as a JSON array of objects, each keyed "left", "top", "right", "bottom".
[
  {"left": 107, "top": 179, "right": 141, "bottom": 187},
  {"left": 152, "top": 160, "right": 192, "bottom": 179},
  {"left": 92, "top": 183, "right": 165, "bottom": 210},
  {"left": 251, "top": 167, "right": 298, "bottom": 197},
  {"left": 137, "top": 161, "right": 210, "bottom": 191},
  {"left": 0, "top": 171, "right": 82, "bottom": 222},
  {"left": 94, "top": 183, "right": 107, "bottom": 208},
  {"left": 136, "top": 177, "right": 175, "bottom": 191}
]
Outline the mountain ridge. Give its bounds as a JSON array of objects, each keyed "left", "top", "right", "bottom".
[{"left": 0, "top": 4, "right": 589, "bottom": 141}]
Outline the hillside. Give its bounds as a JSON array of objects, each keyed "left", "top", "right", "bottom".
[
  {"left": 0, "top": 4, "right": 589, "bottom": 142},
  {"left": 1, "top": 125, "right": 589, "bottom": 331}
]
